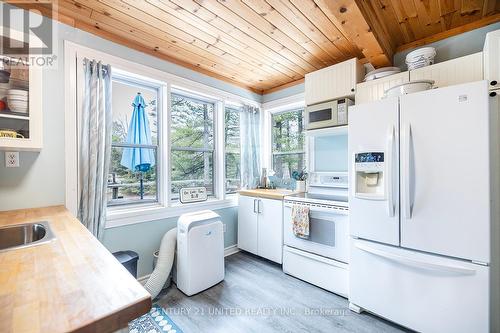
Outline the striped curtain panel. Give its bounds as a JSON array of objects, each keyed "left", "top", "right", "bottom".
[{"left": 78, "top": 59, "right": 112, "bottom": 239}]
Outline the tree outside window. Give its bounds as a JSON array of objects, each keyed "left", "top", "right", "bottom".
[
  {"left": 170, "top": 93, "right": 215, "bottom": 202},
  {"left": 225, "top": 106, "right": 241, "bottom": 194},
  {"left": 271, "top": 109, "right": 305, "bottom": 189}
]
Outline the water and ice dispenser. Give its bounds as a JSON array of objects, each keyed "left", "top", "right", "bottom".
[{"left": 353, "top": 152, "right": 385, "bottom": 199}]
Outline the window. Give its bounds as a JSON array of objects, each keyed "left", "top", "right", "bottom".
[
  {"left": 271, "top": 109, "right": 305, "bottom": 188},
  {"left": 170, "top": 92, "right": 215, "bottom": 202},
  {"left": 108, "top": 74, "right": 160, "bottom": 206},
  {"left": 225, "top": 105, "right": 241, "bottom": 194}
]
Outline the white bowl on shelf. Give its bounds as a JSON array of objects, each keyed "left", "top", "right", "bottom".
[
  {"left": 7, "top": 88, "right": 28, "bottom": 95},
  {"left": 405, "top": 47, "right": 436, "bottom": 70},
  {"left": 364, "top": 66, "right": 402, "bottom": 81},
  {"left": 383, "top": 80, "right": 435, "bottom": 98}
]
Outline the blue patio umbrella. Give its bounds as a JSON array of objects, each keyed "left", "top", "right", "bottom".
[{"left": 120, "top": 93, "right": 155, "bottom": 199}]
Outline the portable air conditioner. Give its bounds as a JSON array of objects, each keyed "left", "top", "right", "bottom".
[{"left": 176, "top": 210, "right": 224, "bottom": 296}]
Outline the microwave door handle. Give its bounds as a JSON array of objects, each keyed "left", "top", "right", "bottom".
[{"left": 386, "top": 125, "right": 395, "bottom": 217}]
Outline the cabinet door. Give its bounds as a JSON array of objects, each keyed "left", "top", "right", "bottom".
[
  {"left": 355, "top": 72, "right": 409, "bottom": 105},
  {"left": 410, "top": 52, "right": 483, "bottom": 88},
  {"left": 484, "top": 29, "right": 500, "bottom": 90},
  {"left": 257, "top": 198, "right": 283, "bottom": 264},
  {"left": 237, "top": 195, "right": 258, "bottom": 254},
  {"left": 305, "top": 58, "right": 362, "bottom": 105}
]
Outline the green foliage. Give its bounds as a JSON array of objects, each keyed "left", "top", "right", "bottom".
[{"left": 272, "top": 110, "right": 305, "bottom": 187}]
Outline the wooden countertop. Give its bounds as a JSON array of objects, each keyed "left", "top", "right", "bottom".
[
  {"left": 238, "top": 188, "right": 299, "bottom": 200},
  {"left": 0, "top": 206, "right": 152, "bottom": 333}
]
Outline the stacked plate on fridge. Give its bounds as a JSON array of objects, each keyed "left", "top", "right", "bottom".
[{"left": 7, "top": 89, "right": 28, "bottom": 114}]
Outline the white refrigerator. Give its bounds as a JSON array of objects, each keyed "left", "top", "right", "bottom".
[{"left": 348, "top": 80, "right": 497, "bottom": 333}]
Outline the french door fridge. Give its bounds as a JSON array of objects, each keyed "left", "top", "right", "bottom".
[{"left": 348, "top": 81, "right": 493, "bottom": 333}]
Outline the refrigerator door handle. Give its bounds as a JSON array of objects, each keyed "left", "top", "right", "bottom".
[
  {"left": 404, "top": 123, "right": 413, "bottom": 219},
  {"left": 386, "top": 125, "right": 395, "bottom": 217},
  {"left": 355, "top": 242, "right": 476, "bottom": 275}
]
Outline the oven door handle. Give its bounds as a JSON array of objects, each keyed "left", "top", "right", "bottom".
[{"left": 284, "top": 202, "right": 348, "bottom": 215}]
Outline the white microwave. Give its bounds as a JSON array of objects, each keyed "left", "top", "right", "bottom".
[{"left": 305, "top": 98, "right": 353, "bottom": 130}]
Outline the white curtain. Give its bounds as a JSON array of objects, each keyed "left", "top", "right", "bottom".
[
  {"left": 78, "top": 59, "right": 112, "bottom": 239},
  {"left": 240, "top": 105, "right": 261, "bottom": 189}
]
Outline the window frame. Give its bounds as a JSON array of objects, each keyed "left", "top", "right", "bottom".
[
  {"left": 65, "top": 42, "right": 262, "bottom": 228},
  {"left": 270, "top": 107, "right": 306, "bottom": 185},
  {"left": 223, "top": 104, "right": 242, "bottom": 195},
  {"left": 169, "top": 90, "right": 217, "bottom": 203},
  {"left": 107, "top": 73, "right": 162, "bottom": 208}
]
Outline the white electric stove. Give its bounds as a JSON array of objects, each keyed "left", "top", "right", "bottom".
[{"left": 282, "top": 172, "right": 350, "bottom": 297}]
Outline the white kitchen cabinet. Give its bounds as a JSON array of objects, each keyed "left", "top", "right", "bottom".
[
  {"left": 237, "top": 195, "right": 258, "bottom": 254},
  {"left": 355, "top": 71, "right": 409, "bottom": 105},
  {"left": 410, "top": 52, "right": 483, "bottom": 88},
  {"left": 0, "top": 28, "right": 43, "bottom": 151},
  {"left": 257, "top": 198, "right": 283, "bottom": 263},
  {"left": 484, "top": 29, "right": 500, "bottom": 90},
  {"left": 237, "top": 195, "right": 283, "bottom": 264},
  {"left": 305, "top": 58, "right": 363, "bottom": 106}
]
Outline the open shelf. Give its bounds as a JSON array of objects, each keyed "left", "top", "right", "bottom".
[{"left": 0, "top": 110, "right": 29, "bottom": 120}]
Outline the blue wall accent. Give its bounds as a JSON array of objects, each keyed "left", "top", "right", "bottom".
[
  {"left": 262, "top": 82, "right": 305, "bottom": 103},
  {"left": 393, "top": 22, "right": 500, "bottom": 68}
]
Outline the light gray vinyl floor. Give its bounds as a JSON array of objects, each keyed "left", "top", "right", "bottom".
[{"left": 156, "top": 251, "right": 410, "bottom": 333}]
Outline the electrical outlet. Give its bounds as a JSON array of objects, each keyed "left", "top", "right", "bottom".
[
  {"left": 5, "top": 152, "right": 19, "bottom": 168},
  {"left": 223, "top": 224, "right": 227, "bottom": 233}
]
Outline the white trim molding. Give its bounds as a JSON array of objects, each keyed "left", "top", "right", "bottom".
[{"left": 106, "top": 197, "right": 238, "bottom": 228}]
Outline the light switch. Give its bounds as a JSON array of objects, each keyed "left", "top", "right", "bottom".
[{"left": 5, "top": 151, "right": 19, "bottom": 168}]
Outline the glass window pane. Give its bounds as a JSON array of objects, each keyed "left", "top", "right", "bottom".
[
  {"left": 225, "top": 106, "right": 241, "bottom": 194},
  {"left": 225, "top": 152, "right": 240, "bottom": 194},
  {"left": 272, "top": 153, "right": 305, "bottom": 188},
  {"left": 271, "top": 109, "right": 305, "bottom": 188},
  {"left": 171, "top": 93, "right": 214, "bottom": 149},
  {"left": 108, "top": 146, "right": 157, "bottom": 205},
  {"left": 112, "top": 80, "right": 158, "bottom": 145},
  {"left": 272, "top": 109, "right": 304, "bottom": 153},
  {"left": 109, "top": 75, "right": 160, "bottom": 208},
  {"left": 171, "top": 150, "right": 214, "bottom": 201}
]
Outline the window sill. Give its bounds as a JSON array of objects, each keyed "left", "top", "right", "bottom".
[{"left": 105, "top": 197, "right": 238, "bottom": 229}]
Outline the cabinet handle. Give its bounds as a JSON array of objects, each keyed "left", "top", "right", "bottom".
[
  {"left": 258, "top": 200, "right": 262, "bottom": 213},
  {"left": 253, "top": 199, "right": 257, "bottom": 213}
]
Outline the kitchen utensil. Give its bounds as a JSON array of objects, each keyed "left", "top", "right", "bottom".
[
  {"left": 0, "top": 129, "right": 24, "bottom": 138},
  {"left": 406, "top": 47, "right": 436, "bottom": 70},
  {"left": 383, "top": 80, "right": 435, "bottom": 98},
  {"left": 364, "top": 67, "right": 401, "bottom": 81}
]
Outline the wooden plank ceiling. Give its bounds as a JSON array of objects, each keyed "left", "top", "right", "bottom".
[{"left": 15, "top": 0, "right": 500, "bottom": 94}]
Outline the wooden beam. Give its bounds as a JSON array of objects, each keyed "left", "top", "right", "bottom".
[
  {"left": 314, "top": 0, "right": 392, "bottom": 67},
  {"left": 396, "top": 13, "right": 500, "bottom": 52}
]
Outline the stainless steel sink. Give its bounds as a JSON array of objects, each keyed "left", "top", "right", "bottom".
[{"left": 0, "top": 221, "right": 55, "bottom": 252}]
